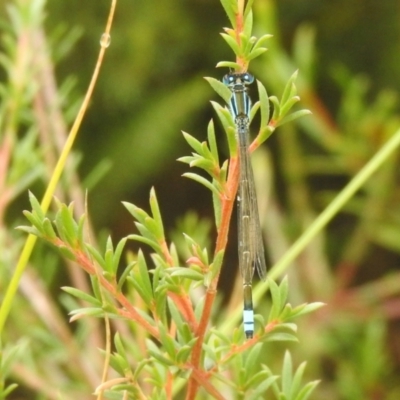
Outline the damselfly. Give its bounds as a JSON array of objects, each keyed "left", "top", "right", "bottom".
[{"left": 223, "top": 72, "right": 267, "bottom": 339}]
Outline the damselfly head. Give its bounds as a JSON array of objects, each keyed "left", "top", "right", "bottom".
[{"left": 222, "top": 72, "right": 254, "bottom": 88}]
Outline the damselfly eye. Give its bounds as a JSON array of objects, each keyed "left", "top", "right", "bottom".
[
  {"left": 243, "top": 73, "right": 254, "bottom": 84},
  {"left": 222, "top": 74, "right": 235, "bottom": 86}
]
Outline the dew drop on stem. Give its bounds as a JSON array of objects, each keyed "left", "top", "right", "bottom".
[{"left": 100, "top": 33, "right": 111, "bottom": 48}]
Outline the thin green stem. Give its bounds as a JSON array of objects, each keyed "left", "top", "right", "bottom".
[{"left": 0, "top": 0, "right": 117, "bottom": 335}]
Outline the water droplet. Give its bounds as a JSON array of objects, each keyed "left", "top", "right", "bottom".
[{"left": 100, "top": 33, "right": 111, "bottom": 48}]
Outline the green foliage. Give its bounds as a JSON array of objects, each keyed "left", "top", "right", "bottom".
[{"left": 2, "top": 0, "right": 400, "bottom": 399}]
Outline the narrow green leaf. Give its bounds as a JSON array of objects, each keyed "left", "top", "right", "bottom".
[
  {"left": 16, "top": 224, "right": 41, "bottom": 237},
  {"left": 189, "top": 157, "right": 215, "bottom": 172},
  {"left": 282, "top": 351, "right": 293, "bottom": 398},
  {"left": 279, "top": 276, "right": 289, "bottom": 308},
  {"left": 280, "top": 96, "right": 300, "bottom": 119},
  {"left": 58, "top": 244, "right": 77, "bottom": 261},
  {"left": 257, "top": 79, "right": 270, "bottom": 129},
  {"left": 294, "top": 381, "right": 320, "bottom": 400},
  {"left": 62, "top": 286, "right": 101, "bottom": 306},
  {"left": 128, "top": 231, "right": 162, "bottom": 253},
  {"left": 207, "top": 120, "right": 219, "bottom": 164},
  {"left": 288, "top": 302, "right": 325, "bottom": 319},
  {"left": 264, "top": 332, "right": 298, "bottom": 343},
  {"left": 247, "top": 47, "right": 267, "bottom": 61},
  {"left": 182, "top": 173, "right": 220, "bottom": 197},
  {"left": 113, "top": 237, "right": 127, "bottom": 274},
  {"left": 182, "top": 131, "right": 205, "bottom": 154},
  {"left": 220, "top": 0, "right": 237, "bottom": 28},
  {"left": 269, "top": 96, "right": 281, "bottom": 122},
  {"left": 86, "top": 244, "right": 106, "bottom": 269},
  {"left": 169, "top": 267, "right": 204, "bottom": 281},
  {"left": 291, "top": 362, "right": 306, "bottom": 397},
  {"left": 28, "top": 191, "right": 45, "bottom": 221},
  {"left": 122, "top": 202, "right": 149, "bottom": 224},
  {"left": 269, "top": 279, "right": 282, "bottom": 321},
  {"left": 69, "top": 307, "right": 104, "bottom": 318},
  {"left": 55, "top": 204, "right": 78, "bottom": 247},
  {"left": 117, "top": 261, "right": 135, "bottom": 291},
  {"left": 275, "top": 109, "right": 312, "bottom": 128},
  {"left": 216, "top": 61, "right": 241, "bottom": 70},
  {"left": 150, "top": 187, "right": 165, "bottom": 240},
  {"left": 256, "top": 125, "right": 275, "bottom": 146},
  {"left": 176, "top": 345, "right": 193, "bottom": 364},
  {"left": 205, "top": 77, "right": 232, "bottom": 104},
  {"left": 42, "top": 218, "right": 57, "bottom": 240},
  {"left": 252, "top": 34, "right": 273, "bottom": 51},
  {"left": 22, "top": 210, "right": 43, "bottom": 233},
  {"left": 281, "top": 71, "right": 298, "bottom": 106},
  {"left": 243, "top": 0, "right": 255, "bottom": 23},
  {"left": 148, "top": 349, "right": 174, "bottom": 366},
  {"left": 248, "top": 376, "right": 279, "bottom": 400},
  {"left": 221, "top": 32, "right": 241, "bottom": 55},
  {"left": 136, "top": 250, "right": 153, "bottom": 305},
  {"left": 114, "top": 333, "right": 127, "bottom": 360},
  {"left": 209, "top": 249, "right": 225, "bottom": 283},
  {"left": 243, "top": 9, "right": 253, "bottom": 38}
]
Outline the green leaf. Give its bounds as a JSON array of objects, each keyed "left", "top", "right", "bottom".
[
  {"left": 257, "top": 79, "right": 270, "bottom": 129},
  {"left": 69, "top": 307, "right": 104, "bottom": 318},
  {"left": 86, "top": 244, "right": 106, "bottom": 269},
  {"left": 291, "top": 362, "right": 306, "bottom": 397},
  {"left": 269, "top": 279, "right": 282, "bottom": 321},
  {"left": 264, "top": 332, "right": 298, "bottom": 343},
  {"left": 128, "top": 233, "right": 162, "bottom": 254},
  {"left": 281, "top": 71, "right": 298, "bottom": 106},
  {"left": 216, "top": 61, "right": 241, "bottom": 70},
  {"left": 42, "top": 218, "right": 57, "bottom": 240},
  {"left": 287, "top": 302, "right": 325, "bottom": 319},
  {"left": 207, "top": 120, "right": 219, "bottom": 164},
  {"left": 269, "top": 96, "right": 281, "bottom": 122},
  {"left": 113, "top": 237, "right": 127, "bottom": 274},
  {"left": 28, "top": 191, "right": 45, "bottom": 221},
  {"left": 117, "top": 261, "right": 135, "bottom": 290},
  {"left": 256, "top": 125, "right": 275, "bottom": 145},
  {"left": 136, "top": 250, "right": 153, "bottom": 305},
  {"left": 243, "top": 9, "right": 253, "bottom": 39},
  {"left": 16, "top": 224, "right": 41, "bottom": 237},
  {"left": 248, "top": 375, "right": 279, "bottom": 400},
  {"left": 181, "top": 131, "right": 204, "bottom": 154},
  {"left": 182, "top": 173, "right": 220, "bottom": 197},
  {"left": 205, "top": 77, "right": 232, "bottom": 104},
  {"left": 221, "top": 33, "right": 241, "bottom": 55},
  {"left": 294, "top": 381, "right": 320, "bottom": 400},
  {"left": 169, "top": 267, "right": 204, "bottom": 281},
  {"left": 252, "top": 34, "right": 273, "bottom": 51},
  {"left": 149, "top": 187, "right": 165, "bottom": 240},
  {"left": 281, "top": 351, "right": 293, "bottom": 398},
  {"left": 22, "top": 210, "right": 43, "bottom": 234},
  {"left": 58, "top": 244, "right": 77, "bottom": 261},
  {"left": 275, "top": 109, "right": 312, "bottom": 128},
  {"left": 62, "top": 286, "right": 101, "bottom": 306},
  {"left": 114, "top": 332, "right": 128, "bottom": 360},
  {"left": 243, "top": 0, "right": 255, "bottom": 22},
  {"left": 280, "top": 96, "right": 300, "bottom": 119},
  {"left": 211, "top": 101, "right": 236, "bottom": 153},
  {"left": 55, "top": 204, "right": 78, "bottom": 247},
  {"left": 247, "top": 47, "right": 267, "bottom": 61},
  {"left": 208, "top": 249, "right": 224, "bottom": 283},
  {"left": 220, "top": 0, "right": 237, "bottom": 28}
]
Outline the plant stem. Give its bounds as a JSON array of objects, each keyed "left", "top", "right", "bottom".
[{"left": 0, "top": 0, "right": 117, "bottom": 335}]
